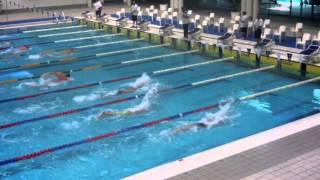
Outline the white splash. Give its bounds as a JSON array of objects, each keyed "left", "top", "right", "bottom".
[
  {"left": 28, "top": 54, "right": 41, "bottom": 60},
  {"left": 13, "top": 98, "right": 62, "bottom": 114},
  {"left": 60, "top": 121, "right": 81, "bottom": 130},
  {"left": 73, "top": 73, "right": 152, "bottom": 103},
  {"left": 199, "top": 100, "right": 239, "bottom": 128},
  {"left": 128, "top": 73, "right": 151, "bottom": 89},
  {"left": 73, "top": 93, "right": 101, "bottom": 103},
  {"left": 125, "top": 83, "right": 159, "bottom": 113}
]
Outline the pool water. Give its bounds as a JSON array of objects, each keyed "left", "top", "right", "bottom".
[{"left": 0, "top": 22, "right": 319, "bottom": 179}]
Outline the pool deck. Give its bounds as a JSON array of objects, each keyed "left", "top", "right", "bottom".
[{"left": 128, "top": 113, "right": 320, "bottom": 180}]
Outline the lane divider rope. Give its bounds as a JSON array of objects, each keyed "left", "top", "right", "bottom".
[
  {"left": 0, "top": 49, "right": 198, "bottom": 86},
  {"left": 0, "top": 24, "right": 83, "bottom": 42},
  {"left": 0, "top": 64, "right": 271, "bottom": 130},
  {"left": 0, "top": 44, "right": 171, "bottom": 72},
  {"left": 0, "top": 77, "right": 318, "bottom": 167},
  {"left": 75, "top": 38, "right": 144, "bottom": 49},
  {"left": 38, "top": 29, "right": 102, "bottom": 38},
  {"left": 54, "top": 34, "right": 122, "bottom": 43},
  {"left": 0, "top": 57, "right": 233, "bottom": 104},
  {"left": 23, "top": 25, "right": 87, "bottom": 33}
]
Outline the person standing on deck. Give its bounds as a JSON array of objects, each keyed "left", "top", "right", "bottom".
[
  {"left": 131, "top": 1, "right": 139, "bottom": 28},
  {"left": 240, "top": 11, "right": 249, "bottom": 39},
  {"left": 181, "top": 7, "right": 191, "bottom": 39},
  {"left": 254, "top": 17, "right": 263, "bottom": 43},
  {"left": 94, "top": 0, "right": 103, "bottom": 19}
]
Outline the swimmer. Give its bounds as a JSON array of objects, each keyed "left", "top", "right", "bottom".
[
  {"left": 97, "top": 106, "right": 148, "bottom": 120},
  {"left": 13, "top": 45, "right": 30, "bottom": 55},
  {"left": 25, "top": 72, "right": 71, "bottom": 87},
  {"left": 103, "top": 73, "right": 152, "bottom": 98},
  {"left": 172, "top": 116, "right": 225, "bottom": 135},
  {"left": 98, "top": 84, "right": 158, "bottom": 120},
  {"left": 172, "top": 102, "right": 235, "bottom": 135},
  {"left": 41, "top": 48, "right": 77, "bottom": 58}
]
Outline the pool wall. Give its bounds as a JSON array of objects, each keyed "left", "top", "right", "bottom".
[{"left": 77, "top": 18, "right": 320, "bottom": 79}]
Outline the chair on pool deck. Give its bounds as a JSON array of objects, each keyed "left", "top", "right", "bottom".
[
  {"left": 291, "top": 22, "right": 303, "bottom": 39},
  {"left": 261, "top": 28, "right": 272, "bottom": 40},
  {"left": 217, "top": 24, "right": 239, "bottom": 47},
  {"left": 297, "top": 33, "right": 311, "bottom": 49},
  {"left": 159, "top": 24, "right": 174, "bottom": 36},
  {"left": 299, "top": 45, "right": 320, "bottom": 63},
  {"left": 208, "top": 13, "right": 215, "bottom": 25},
  {"left": 263, "top": 19, "right": 271, "bottom": 28},
  {"left": 273, "top": 25, "right": 286, "bottom": 43},
  {"left": 214, "top": 17, "right": 225, "bottom": 33},
  {"left": 194, "top": 14, "right": 201, "bottom": 28},
  {"left": 312, "top": 31, "right": 320, "bottom": 45},
  {"left": 254, "top": 38, "right": 274, "bottom": 56},
  {"left": 189, "top": 27, "right": 203, "bottom": 41}
]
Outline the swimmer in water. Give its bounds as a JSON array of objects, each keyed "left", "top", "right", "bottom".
[
  {"left": 25, "top": 72, "right": 71, "bottom": 87},
  {"left": 98, "top": 84, "right": 158, "bottom": 120},
  {"left": 103, "top": 73, "right": 152, "bottom": 98},
  {"left": 13, "top": 45, "right": 30, "bottom": 55},
  {"left": 41, "top": 48, "right": 77, "bottom": 58},
  {"left": 172, "top": 102, "right": 234, "bottom": 135},
  {"left": 172, "top": 115, "right": 225, "bottom": 135}
]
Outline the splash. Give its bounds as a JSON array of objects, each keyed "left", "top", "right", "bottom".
[
  {"left": 73, "top": 93, "right": 101, "bottom": 103},
  {"left": 28, "top": 54, "right": 41, "bottom": 60},
  {"left": 125, "top": 83, "right": 159, "bottom": 113},
  {"left": 60, "top": 121, "right": 81, "bottom": 130},
  {"left": 199, "top": 100, "right": 239, "bottom": 129},
  {"left": 73, "top": 74, "right": 152, "bottom": 103},
  {"left": 128, "top": 73, "right": 152, "bottom": 88},
  {"left": 13, "top": 98, "right": 62, "bottom": 114}
]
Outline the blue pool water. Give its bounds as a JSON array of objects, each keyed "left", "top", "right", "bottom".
[{"left": 0, "top": 22, "right": 319, "bottom": 179}]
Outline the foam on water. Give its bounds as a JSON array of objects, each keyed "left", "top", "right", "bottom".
[
  {"left": 199, "top": 100, "right": 239, "bottom": 129},
  {"left": 13, "top": 98, "right": 63, "bottom": 114},
  {"left": 125, "top": 83, "right": 159, "bottom": 113},
  {"left": 128, "top": 73, "right": 151, "bottom": 88},
  {"left": 73, "top": 74, "right": 153, "bottom": 103},
  {"left": 60, "top": 121, "right": 81, "bottom": 130},
  {"left": 28, "top": 54, "right": 41, "bottom": 60}
]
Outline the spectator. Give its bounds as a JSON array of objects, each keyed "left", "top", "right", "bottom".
[
  {"left": 181, "top": 7, "right": 191, "bottom": 39},
  {"left": 94, "top": 0, "right": 103, "bottom": 19},
  {"left": 240, "top": 11, "right": 249, "bottom": 39}
]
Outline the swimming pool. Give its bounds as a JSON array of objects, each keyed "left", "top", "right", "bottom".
[{"left": 0, "top": 21, "right": 319, "bottom": 179}]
